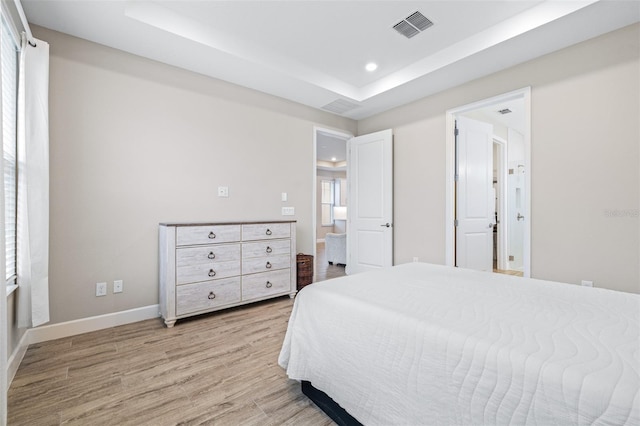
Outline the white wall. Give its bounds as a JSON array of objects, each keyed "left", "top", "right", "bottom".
[
  {"left": 359, "top": 23, "right": 640, "bottom": 294},
  {"left": 507, "top": 128, "right": 524, "bottom": 165},
  {"left": 25, "top": 25, "right": 356, "bottom": 327}
]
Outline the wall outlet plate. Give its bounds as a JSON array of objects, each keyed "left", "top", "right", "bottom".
[
  {"left": 282, "top": 206, "right": 295, "bottom": 216},
  {"left": 217, "top": 186, "right": 229, "bottom": 197},
  {"left": 96, "top": 282, "right": 107, "bottom": 297},
  {"left": 114, "top": 280, "right": 123, "bottom": 293}
]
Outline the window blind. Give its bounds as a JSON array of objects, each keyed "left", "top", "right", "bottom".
[
  {"left": 320, "top": 180, "right": 334, "bottom": 226},
  {"left": 2, "top": 19, "right": 18, "bottom": 284}
]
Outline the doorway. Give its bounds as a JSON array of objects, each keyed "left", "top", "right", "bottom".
[
  {"left": 445, "top": 88, "right": 531, "bottom": 277},
  {"left": 313, "top": 127, "right": 350, "bottom": 282}
]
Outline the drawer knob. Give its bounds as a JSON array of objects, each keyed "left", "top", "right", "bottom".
[
  {"left": 208, "top": 232, "right": 216, "bottom": 239},
  {"left": 208, "top": 269, "right": 216, "bottom": 277},
  {"left": 208, "top": 291, "right": 216, "bottom": 300},
  {"left": 266, "top": 246, "right": 272, "bottom": 253},
  {"left": 266, "top": 261, "right": 272, "bottom": 269},
  {"left": 208, "top": 252, "right": 215, "bottom": 259},
  {"left": 266, "top": 281, "right": 273, "bottom": 288},
  {"left": 266, "top": 229, "right": 272, "bottom": 236}
]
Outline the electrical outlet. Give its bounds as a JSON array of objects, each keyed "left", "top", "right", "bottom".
[
  {"left": 282, "top": 206, "right": 295, "bottom": 216},
  {"left": 581, "top": 280, "right": 593, "bottom": 287},
  {"left": 96, "top": 282, "right": 107, "bottom": 297},
  {"left": 217, "top": 186, "right": 229, "bottom": 197},
  {"left": 114, "top": 280, "right": 123, "bottom": 293}
]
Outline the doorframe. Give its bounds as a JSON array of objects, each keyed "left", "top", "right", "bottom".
[
  {"left": 493, "top": 136, "right": 508, "bottom": 271},
  {"left": 445, "top": 87, "right": 531, "bottom": 277},
  {"left": 312, "top": 126, "right": 353, "bottom": 276}
]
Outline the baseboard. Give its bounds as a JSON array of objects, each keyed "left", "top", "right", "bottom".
[
  {"left": 27, "top": 304, "right": 161, "bottom": 345},
  {"left": 7, "top": 331, "right": 29, "bottom": 389}
]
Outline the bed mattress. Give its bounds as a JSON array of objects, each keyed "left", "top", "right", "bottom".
[{"left": 279, "top": 263, "right": 640, "bottom": 425}]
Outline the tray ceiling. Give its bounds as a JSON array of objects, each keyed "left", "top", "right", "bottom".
[{"left": 22, "top": 0, "right": 640, "bottom": 119}]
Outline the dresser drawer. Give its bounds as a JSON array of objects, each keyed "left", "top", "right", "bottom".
[
  {"left": 177, "top": 260, "right": 241, "bottom": 285},
  {"left": 176, "top": 225, "right": 241, "bottom": 246},
  {"left": 242, "top": 239, "right": 290, "bottom": 259},
  {"left": 177, "top": 244, "right": 240, "bottom": 267},
  {"left": 242, "top": 269, "right": 291, "bottom": 301},
  {"left": 242, "top": 254, "right": 290, "bottom": 275},
  {"left": 242, "top": 223, "right": 290, "bottom": 241},
  {"left": 176, "top": 277, "right": 241, "bottom": 316}
]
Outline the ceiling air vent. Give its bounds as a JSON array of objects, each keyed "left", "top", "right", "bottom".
[
  {"left": 393, "top": 11, "right": 433, "bottom": 39},
  {"left": 322, "top": 99, "right": 360, "bottom": 115},
  {"left": 393, "top": 20, "right": 419, "bottom": 39},
  {"left": 498, "top": 108, "right": 512, "bottom": 114},
  {"left": 406, "top": 11, "right": 433, "bottom": 31}
]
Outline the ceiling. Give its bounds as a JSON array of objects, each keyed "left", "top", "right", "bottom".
[
  {"left": 23, "top": 1, "right": 640, "bottom": 120},
  {"left": 317, "top": 131, "right": 348, "bottom": 164},
  {"left": 462, "top": 97, "right": 526, "bottom": 135}
]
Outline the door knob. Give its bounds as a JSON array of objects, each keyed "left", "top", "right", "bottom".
[
  {"left": 380, "top": 223, "right": 391, "bottom": 228},
  {"left": 517, "top": 213, "right": 525, "bottom": 221}
]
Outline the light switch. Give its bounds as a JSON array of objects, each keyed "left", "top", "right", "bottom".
[{"left": 281, "top": 192, "right": 288, "bottom": 202}]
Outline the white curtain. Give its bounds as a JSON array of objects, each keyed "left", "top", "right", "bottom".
[
  {"left": 0, "top": 13, "right": 8, "bottom": 426},
  {"left": 17, "top": 35, "right": 50, "bottom": 328},
  {"left": 0, "top": 89, "right": 7, "bottom": 424}
]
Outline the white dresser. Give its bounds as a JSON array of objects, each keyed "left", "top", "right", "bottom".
[{"left": 159, "top": 221, "right": 297, "bottom": 327}]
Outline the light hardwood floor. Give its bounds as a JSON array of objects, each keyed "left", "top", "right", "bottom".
[
  {"left": 8, "top": 298, "right": 333, "bottom": 426},
  {"left": 494, "top": 268, "right": 524, "bottom": 277},
  {"left": 314, "top": 242, "right": 346, "bottom": 283}
]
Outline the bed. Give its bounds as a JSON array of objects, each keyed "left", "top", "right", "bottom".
[{"left": 278, "top": 263, "right": 640, "bottom": 425}]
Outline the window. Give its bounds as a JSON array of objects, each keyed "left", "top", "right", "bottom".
[
  {"left": 320, "top": 180, "right": 334, "bottom": 226},
  {"left": 2, "top": 18, "right": 19, "bottom": 287}
]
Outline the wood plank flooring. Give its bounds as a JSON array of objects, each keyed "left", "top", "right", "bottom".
[
  {"left": 493, "top": 268, "right": 524, "bottom": 277},
  {"left": 314, "top": 242, "right": 346, "bottom": 283},
  {"left": 8, "top": 297, "right": 333, "bottom": 426}
]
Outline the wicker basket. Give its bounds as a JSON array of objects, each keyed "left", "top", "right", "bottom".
[{"left": 296, "top": 253, "right": 314, "bottom": 290}]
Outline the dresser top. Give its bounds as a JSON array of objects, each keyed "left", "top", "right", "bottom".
[{"left": 159, "top": 220, "right": 297, "bottom": 227}]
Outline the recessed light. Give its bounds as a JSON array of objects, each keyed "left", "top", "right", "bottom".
[
  {"left": 365, "top": 62, "right": 378, "bottom": 72},
  {"left": 331, "top": 157, "right": 337, "bottom": 162}
]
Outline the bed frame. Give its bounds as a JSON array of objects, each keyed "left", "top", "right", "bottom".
[{"left": 301, "top": 381, "right": 362, "bottom": 426}]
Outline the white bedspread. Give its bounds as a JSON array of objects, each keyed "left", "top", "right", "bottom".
[{"left": 279, "top": 263, "right": 640, "bottom": 425}]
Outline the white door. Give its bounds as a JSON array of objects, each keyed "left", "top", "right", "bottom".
[
  {"left": 507, "top": 162, "right": 525, "bottom": 271},
  {"left": 346, "top": 129, "right": 393, "bottom": 275},
  {"left": 456, "top": 116, "right": 494, "bottom": 271}
]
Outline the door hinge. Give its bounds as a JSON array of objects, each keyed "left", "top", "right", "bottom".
[
  {"left": 454, "top": 128, "right": 459, "bottom": 136},
  {"left": 454, "top": 174, "right": 459, "bottom": 182},
  {"left": 454, "top": 219, "right": 459, "bottom": 227}
]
